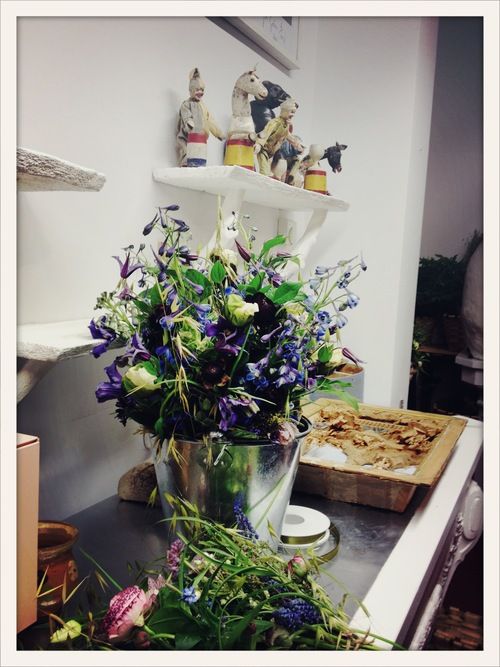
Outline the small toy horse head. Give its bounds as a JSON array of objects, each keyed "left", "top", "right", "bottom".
[
  {"left": 323, "top": 143, "right": 348, "bottom": 173},
  {"left": 234, "top": 68, "right": 268, "bottom": 101}
]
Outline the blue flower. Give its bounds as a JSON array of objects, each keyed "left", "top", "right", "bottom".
[
  {"left": 180, "top": 586, "right": 199, "bottom": 605},
  {"left": 346, "top": 293, "right": 359, "bottom": 308}
]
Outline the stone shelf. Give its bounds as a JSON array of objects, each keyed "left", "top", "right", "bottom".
[
  {"left": 16, "top": 319, "right": 106, "bottom": 402},
  {"left": 17, "top": 319, "right": 101, "bottom": 363},
  {"left": 17, "top": 147, "right": 106, "bottom": 192},
  {"left": 152, "top": 165, "right": 349, "bottom": 212}
]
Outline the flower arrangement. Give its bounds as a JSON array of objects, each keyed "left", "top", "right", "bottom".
[
  {"left": 89, "top": 205, "right": 365, "bottom": 447},
  {"left": 46, "top": 500, "right": 397, "bottom": 651}
]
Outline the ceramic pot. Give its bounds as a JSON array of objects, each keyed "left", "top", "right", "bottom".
[
  {"left": 37, "top": 521, "right": 79, "bottom": 617},
  {"left": 153, "top": 418, "right": 311, "bottom": 548}
]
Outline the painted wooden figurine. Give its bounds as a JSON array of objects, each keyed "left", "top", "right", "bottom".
[
  {"left": 224, "top": 68, "right": 268, "bottom": 170},
  {"left": 250, "top": 80, "right": 290, "bottom": 133},
  {"left": 286, "top": 143, "right": 325, "bottom": 188},
  {"left": 254, "top": 99, "right": 301, "bottom": 177},
  {"left": 176, "top": 68, "right": 225, "bottom": 167}
]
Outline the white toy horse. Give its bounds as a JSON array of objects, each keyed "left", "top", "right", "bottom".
[{"left": 227, "top": 68, "right": 268, "bottom": 142}]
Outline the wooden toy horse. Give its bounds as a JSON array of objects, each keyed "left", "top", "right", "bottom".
[
  {"left": 251, "top": 80, "right": 290, "bottom": 133},
  {"left": 227, "top": 68, "right": 268, "bottom": 142}
]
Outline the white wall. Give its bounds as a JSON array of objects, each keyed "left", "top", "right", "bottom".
[
  {"left": 17, "top": 16, "right": 437, "bottom": 516},
  {"left": 17, "top": 16, "right": 322, "bottom": 518},
  {"left": 305, "top": 17, "right": 438, "bottom": 407},
  {"left": 420, "top": 18, "right": 483, "bottom": 259}
]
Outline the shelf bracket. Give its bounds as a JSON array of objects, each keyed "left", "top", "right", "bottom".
[
  {"left": 280, "top": 208, "right": 328, "bottom": 278},
  {"left": 17, "top": 359, "right": 56, "bottom": 403}
]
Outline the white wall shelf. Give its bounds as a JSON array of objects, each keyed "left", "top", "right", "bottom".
[
  {"left": 153, "top": 165, "right": 348, "bottom": 213},
  {"left": 16, "top": 319, "right": 108, "bottom": 403},
  {"left": 17, "top": 149, "right": 106, "bottom": 401},
  {"left": 153, "top": 165, "right": 349, "bottom": 277},
  {"left": 17, "top": 147, "right": 106, "bottom": 192},
  {"left": 17, "top": 319, "right": 101, "bottom": 363}
]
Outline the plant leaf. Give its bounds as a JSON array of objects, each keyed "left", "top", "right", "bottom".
[
  {"left": 210, "top": 260, "right": 227, "bottom": 284},
  {"left": 271, "top": 282, "right": 302, "bottom": 305},
  {"left": 259, "top": 234, "right": 287, "bottom": 258}
]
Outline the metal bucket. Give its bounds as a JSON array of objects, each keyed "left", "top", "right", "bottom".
[{"left": 154, "top": 419, "right": 311, "bottom": 547}]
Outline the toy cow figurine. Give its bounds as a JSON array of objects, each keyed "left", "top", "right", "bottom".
[
  {"left": 176, "top": 68, "right": 225, "bottom": 167},
  {"left": 323, "top": 143, "right": 348, "bottom": 173}
]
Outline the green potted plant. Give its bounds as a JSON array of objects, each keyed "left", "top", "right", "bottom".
[{"left": 414, "top": 231, "right": 482, "bottom": 351}]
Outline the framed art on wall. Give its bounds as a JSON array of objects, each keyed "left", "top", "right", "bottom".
[{"left": 226, "top": 17, "right": 300, "bottom": 70}]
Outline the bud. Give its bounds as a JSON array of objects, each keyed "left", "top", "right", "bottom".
[
  {"left": 225, "top": 294, "right": 259, "bottom": 327},
  {"left": 286, "top": 554, "right": 309, "bottom": 578}
]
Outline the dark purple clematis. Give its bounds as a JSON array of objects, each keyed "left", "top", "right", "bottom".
[
  {"left": 95, "top": 361, "right": 123, "bottom": 403},
  {"left": 218, "top": 394, "right": 253, "bottom": 431},
  {"left": 117, "top": 333, "right": 151, "bottom": 365},
  {"left": 235, "top": 240, "right": 252, "bottom": 263},
  {"left": 113, "top": 253, "right": 144, "bottom": 280},
  {"left": 89, "top": 317, "right": 117, "bottom": 358}
]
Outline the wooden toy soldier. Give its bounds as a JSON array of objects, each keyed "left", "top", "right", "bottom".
[
  {"left": 176, "top": 68, "right": 225, "bottom": 167},
  {"left": 254, "top": 99, "right": 301, "bottom": 176}
]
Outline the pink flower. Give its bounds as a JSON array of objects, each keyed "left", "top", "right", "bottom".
[{"left": 101, "top": 585, "right": 154, "bottom": 643}]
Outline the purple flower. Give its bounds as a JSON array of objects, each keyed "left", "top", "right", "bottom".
[
  {"left": 170, "top": 218, "right": 190, "bottom": 233},
  {"left": 116, "top": 333, "right": 151, "bottom": 366},
  {"left": 342, "top": 347, "right": 365, "bottom": 365},
  {"left": 113, "top": 253, "right": 144, "bottom": 279},
  {"left": 101, "top": 585, "right": 155, "bottom": 643},
  {"left": 143, "top": 212, "right": 159, "bottom": 236},
  {"left": 235, "top": 240, "right": 252, "bottom": 262},
  {"left": 95, "top": 361, "right": 123, "bottom": 402},
  {"left": 89, "top": 317, "right": 117, "bottom": 358},
  {"left": 218, "top": 394, "right": 255, "bottom": 431},
  {"left": 166, "top": 538, "right": 184, "bottom": 577}
]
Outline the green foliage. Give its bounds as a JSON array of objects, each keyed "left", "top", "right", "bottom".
[
  {"left": 47, "top": 502, "right": 399, "bottom": 652},
  {"left": 415, "top": 230, "right": 483, "bottom": 317}
]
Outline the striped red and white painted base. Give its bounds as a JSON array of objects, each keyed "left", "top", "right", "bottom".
[
  {"left": 304, "top": 168, "right": 328, "bottom": 194},
  {"left": 224, "top": 138, "right": 255, "bottom": 170},
  {"left": 186, "top": 132, "right": 208, "bottom": 167}
]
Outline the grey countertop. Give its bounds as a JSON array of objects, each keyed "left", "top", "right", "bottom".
[{"left": 66, "top": 488, "right": 426, "bottom": 619}]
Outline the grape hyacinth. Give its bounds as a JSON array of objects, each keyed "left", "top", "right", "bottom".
[
  {"left": 166, "top": 538, "right": 184, "bottom": 577},
  {"left": 233, "top": 494, "right": 259, "bottom": 541},
  {"left": 273, "top": 597, "right": 321, "bottom": 631}
]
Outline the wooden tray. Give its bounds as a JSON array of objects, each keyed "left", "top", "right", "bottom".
[{"left": 295, "top": 399, "right": 467, "bottom": 512}]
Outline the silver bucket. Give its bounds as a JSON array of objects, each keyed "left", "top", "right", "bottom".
[{"left": 154, "top": 419, "right": 311, "bottom": 547}]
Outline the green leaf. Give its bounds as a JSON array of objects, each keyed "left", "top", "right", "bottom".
[
  {"left": 271, "top": 282, "right": 302, "bottom": 305},
  {"left": 132, "top": 298, "right": 151, "bottom": 314},
  {"left": 318, "top": 346, "right": 333, "bottom": 363},
  {"left": 321, "top": 384, "right": 359, "bottom": 411},
  {"left": 148, "top": 283, "right": 163, "bottom": 307},
  {"left": 185, "top": 268, "right": 210, "bottom": 289},
  {"left": 210, "top": 260, "right": 227, "bottom": 284},
  {"left": 245, "top": 272, "right": 265, "bottom": 295},
  {"left": 259, "top": 234, "right": 287, "bottom": 258},
  {"left": 175, "top": 633, "right": 203, "bottom": 650}
]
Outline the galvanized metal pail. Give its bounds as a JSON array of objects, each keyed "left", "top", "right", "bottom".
[{"left": 154, "top": 419, "right": 311, "bottom": 547}]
